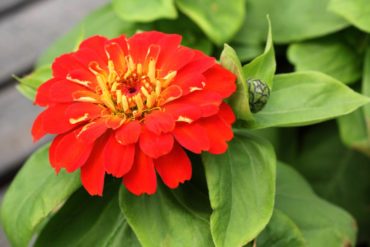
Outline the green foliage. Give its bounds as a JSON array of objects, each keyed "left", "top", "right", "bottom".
[
  {"left": 35, "top": 182, "right": 140, "bottom": 247},
  {"left": 0, "top": 144, "right": 80, "bottom": 247},
  {"left": 176, "top": 0, "right": 245, "bottom": 45},
  {"left": 276, "top": 163, "right": 357, "bottom": 247},
  {"left": 119, "top": 182, "right": 213, "bottom": 247},
  {"left": 248, "top": 71, "right": 370, "bottom": 129},
  {"left": 288, "top": 36, "right": 363, "bottom": 84},
  {"left": 329, "top": 0, "right": 370, "bottom": 33},
  {"left": 5, "top": 0, "right": 370, "bottom": 246},
  {"left": 202, "top": 130, "right": 276, "bottom": 247},
  {"left": 112, "top": 0, "right": 177, "bottom": 22}
]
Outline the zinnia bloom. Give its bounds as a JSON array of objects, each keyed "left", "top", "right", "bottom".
[{"left": 32, "top": 31, "right": 236, "bottom": 196}]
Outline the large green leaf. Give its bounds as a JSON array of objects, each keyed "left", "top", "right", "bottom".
[
  {"left": 294, "top": 122, "right": 370, "bottom": 243},
  {"left": 329, "top": 0, "right": 370, "bottom": 33},
  {"left": 36, "top": 4, "right": 137, "bottom": 67},
  {"left": 119, "top": 182, "right": 213, "bottom": 247},
  {"left": 256, "top": 209, "right": 305, "bottom": 247},
  {"left": 242, "top": 17, "right": 276, "bottom": 89},
  {"left": 112, "top": 0, "right": 177, "bottom": 22},
  {"left": 288, "top": 37, "right": 362, "bottom": 84},
  {"left": 234, "top": 0, "right": 349, "bottom": 45},
  {"left": 202, "top": 130, "right": 276, "bottom": 247},
  {"left": 248, "top": 71, "right": 370, "bottom": 129},
  {"left": 276, "top": 163, "right": 357, "bottom": 247},
  {"left": 35, "top": 182, "right": 140, "bottom": 247},
  {"left": 220, "top": 44, "right": 253, "bottom": 121},
  {"left": 363, "top": 46, "right": 370, "bottom": 138},
  {"left": 0, "top": 144, "right": 81, "bottom": 247},
  {"left": 176, "top": 0, "right": 245, "bottom": 45}
]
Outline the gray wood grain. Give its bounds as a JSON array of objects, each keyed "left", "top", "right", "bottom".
[{"left": 0, "top": 0, "right": 106, "bottom": 84}]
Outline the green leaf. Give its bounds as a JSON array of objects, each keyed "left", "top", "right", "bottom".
[
  {"left": 119, "top": 182, "right": 213, "bottom": 247},
  {"left": 276, "top": 162, "right": 357, "bottom": 247},
  {"left": 234, "top": 0, "right": 349, "bottom": 44},
  {"left": 37, "top": 4, "right": 137, "bottom": 67},
  {"left": 112, "top": 0, "right": 177, "bottom": 22},
  {"left": 363, "top": 45, "right": 370, "bottom": 139},
  {"left": 202, "top": 130, "right": 276, "bottom": 247},
  {"left": 337, "top": 109, "right": 370, "bottom": 156},
  {"left": 16, "top": 66, "right": 52, "bottom": 101},
  {"left": 0, "top": 144, "right": 80, "bottom": 247},
  {"left": 35, "top": 182, "right": 140, "bottom": 247},
  {"left": 293, "top": 122, "right": 370, "bottom": 242},
  {"left": 220, "top": 44, "right": 253, "bottom": 121},
  {"left": 256, "top": 209, "right": 305, "bottom": 247},
  {"left": 176, "top": 0, "right": 245, "bottom": 45},
  {"left": 288, "top": 37, "right": 362, "bottom": 84},
  {"left": 329, "top": 0, "right": 370, "bottom": 33},
  {"left": 248, "top": 71, "right": 370, "bottom": 129},
  {"left": 242, "top": 17, "right": 276, "bottom": 89}
]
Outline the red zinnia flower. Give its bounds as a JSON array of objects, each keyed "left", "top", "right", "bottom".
[{"left": 32, "top": 31, "right": 236, "bottom": 196}]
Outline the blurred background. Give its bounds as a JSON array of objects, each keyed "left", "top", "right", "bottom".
[{"left": 0, "top": 1, "right": 106, "bottom": 245}]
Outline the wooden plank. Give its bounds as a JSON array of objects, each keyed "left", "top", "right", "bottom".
[
  {"left": 0, "top": 0, "right": 106, "bottom": 84},
  {"left": 0, "top": 85, "right": 50, "bottom": 175}
]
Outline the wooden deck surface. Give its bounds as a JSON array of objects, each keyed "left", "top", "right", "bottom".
[{"left": 0, "top": 0, "right": 107, "bottom": 245}]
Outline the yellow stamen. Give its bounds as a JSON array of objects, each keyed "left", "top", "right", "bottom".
[
  {"left": 134, "top": 95, "right": 144, "bottom": 114},
  {"left": 162, "top": 71, "right": 177, "bottom": 88},
  {"left": 155, "top": 80, "right": 161, "bottom": 96},
  {"left": 146, "top": 92, "right": 156, "bottom": 108},
  {"left": 121, "top": 95, "right": 129, "bottom": 112},
  {"left": 97, "top": 75, "right": 115, "bottom": 111},
  {"left": 137, "top": 63, "right": 142, "bottom": 75},
  {"left": 147, "top": 59, "right": 156, "bottom": 83},
  {"left": 66, "top": 74, "right": 90, "bottom": 87},
  {"left": 69, "top": 113, "right": 89, "bottom": 124},
  {"left": 116, "top": 90, "right": 122, "bottom": 105},
  {"left": 141, "top": 87, "right": 150, "bottom": 98}
]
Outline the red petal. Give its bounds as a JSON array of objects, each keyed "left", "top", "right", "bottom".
[
  {"left": 123, "top": 148, "right": 157, "bottom": 195},
  {"left": 139, "top": 127, "right": 174, "bottom": 158},
  {"left": 52, "top": 53, "right": 85, "bottom": 78},
  {"left": 80, "top": 135, "right": 108, "bottom": 196},
  {"left": 172, "top": 73, "right": 205, "bottom": 96},
  {"left": 110, "top": 35, "right": 129, "bottom": 55},
  {"left": 34, "top": 78, "right": 58, "bottom": 106},
  {"left": 171, "top": 90, "right": 222, "bottom": 117},
  {"left": 218, "top": 102, "right": 236, "bottom": 124},
  {"left": 144, "top": 110, "right": 175, "bottom": 135},
  {"left": 104, "top": 134, "right": 135, "bottom": 177},
  {"left": 115, "top": 120, "right": 141, "bottom": 145},
  {"left": 31, "top": 112, "right": 47, "bottom": 141},
  {"left": 105, "top": 41, "right": 127, "bottom": 76},
  {"left": 163, "top": 102, "right": 202, "bottom": 123},
  {"left": 128, "top": 31, "right": 165, "bottom": 64},
  {"left": 67, "top": 69, "right": 98, "bottom": 90},
  {"left": 50, "top": 80, "right": 92, "bottom": 103},
  {"left": 156, "top": 34, "right": 182, "bottom": 70},
  {"left": 76, "top": 120, "right": 108, "bottom": 144},
  {"left": 200, "top": 115, "right": 233, "bottom": 154},
  {"left": 159, "top": 46, "right": 195, "bottom": 75},
  {"left": 154, "top": 143, "right": 192, "bottom": 188},
  {"left": 78, "top": 35, "right": 108, "bottom": 66},
  {"left": 158, "top": 85, "right": 183, "bottom": 105},
  {"left": 36, "top": 104, "right": 76, "bottom": 135},
  {"left": 65, "top": 102, "right": 103, "bottom": 124},
  {"left": 49, "top": 129, "right": 94, "bottom": 173},
  {"left": 172, "top": 122, "right": 209, "bottom": 153},
  {"left": 203, "top": 64, "right": 236, "bottom": 98}
]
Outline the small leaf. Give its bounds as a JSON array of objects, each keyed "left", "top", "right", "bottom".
[
  {"left": 329, "top": 0, "right": 370, "bottom": 33},
  {"left": 202, "top": 130, "right": 276, "bottom": 247},
  {"left": 220, "top": 44, "right": 253, "bottom": 121},
  {"left": 176, "top": 0, "right": 245, "bottom": 45},
  {"left": 234, "top": 0, "right": 349, "bottom": 44},
  {"left": 256, "top": 209, "right": 306, "bottom": 247},
  {"left": 35, "top": 182, "right": 140, "bottom": 247},
  {"left": 249, "top": 71, "right": 370, "bottom": 129},
  {"left": 112, "top": 0, "right": 177, "bottom": 22},
  {"left": 0, "top": 144, "right": 80, "bottom": 247},
  {"left": 243, "top": 17, "right": 276, "bottom": 89},
  {"left": 16, "top": 66, "right": 52, "bottom": 101},
  {"left": 119, "top": 182, "right": 213, "bottom": 247},
  {"left": 276, "top": 162, "right": 357, "bottom": 247}
]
